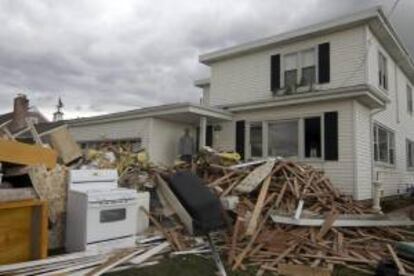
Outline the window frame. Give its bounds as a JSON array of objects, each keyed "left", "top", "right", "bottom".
[
  {"left": 373, "top": 123, "right": 395, "bottom": 167},
  {"left": 378, "top": 51, "right": 388, "bottom": 91},
  {"left": 247, "top": 114, "right": 325, "bottom": 161},
  {"left": 282, "top": 47, "right": 317, "bottom": 89},
  {"left": 267, "top": 119, "right": 300, "bottom": 159}
]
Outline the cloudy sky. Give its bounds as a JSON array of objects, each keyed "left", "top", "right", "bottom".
[{"left": 0, "top": 0, "right": 412, "bottom": 119}]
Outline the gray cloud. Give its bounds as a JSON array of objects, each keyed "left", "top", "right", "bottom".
[{"left": 0, "top": 0, "right": 412, "bottom": 119}]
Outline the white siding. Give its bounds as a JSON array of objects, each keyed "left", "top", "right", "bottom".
[
  {"left": 68, "top": 118, "right": 152, "bottom": 150},
  {"left": 353, "top": 101, "right": 372, "bottom": 199},
  {"left": 149, "top": 118, "right": 195, "bottom": 166},
  {"left": 208, "top": 26, "right": 367, "bottom": 107},
  {"left": 215, "top": 100, "right": 356, "bottom": 196},
  {"left": 366, "top": 28, "right": 414, "bottom": 196}
]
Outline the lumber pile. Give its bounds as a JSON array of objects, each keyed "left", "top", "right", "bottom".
[{"left": 186, "top": 159, "right": 414, "bottom": 274}]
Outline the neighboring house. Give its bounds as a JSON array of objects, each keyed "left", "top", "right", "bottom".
[
  {"left": 195, "top": 6, "right": 414, "bottom": 200},
  {"left": 66, "top": 103, "right": 231, "bottom": 166}
]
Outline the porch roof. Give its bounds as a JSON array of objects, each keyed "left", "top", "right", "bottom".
[
  {"left": 66, "top": 103, "right": 233, "bottom": 126},
  {"left": 218, "top": 84, "right": 388, "bottom": 112}
]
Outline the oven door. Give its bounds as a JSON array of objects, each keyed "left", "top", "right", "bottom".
[{"left": 86, "top": 200, "right": 138, "bottom": 244}]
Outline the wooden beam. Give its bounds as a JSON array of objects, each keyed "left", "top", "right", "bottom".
[
  {"left": 387, "top": 244, "right": 407, "bottom": 275},
  {"left": 0, "top": 139, "right": 57, "bottom": 169},
  {"left": 245, "top": 175, "right": 271, "bottom": 236},
  {"left": 278, "top": 264, "right": 331, "bottom": 276}
]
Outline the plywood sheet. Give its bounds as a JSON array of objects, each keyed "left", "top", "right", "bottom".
[
  {"left": 234, "top": 160, "right": 275, "bottom": 193},
  {"left": 49, "top": 126, "right": 82, "bottom": 164}
]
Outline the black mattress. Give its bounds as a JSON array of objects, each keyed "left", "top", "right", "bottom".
[{"left": 168, "top": 171, "right": 225, "bottom": 235}]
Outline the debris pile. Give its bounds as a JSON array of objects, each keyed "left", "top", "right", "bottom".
[{"left": 191, "top": 159, "right": 414, "bottom": 274}]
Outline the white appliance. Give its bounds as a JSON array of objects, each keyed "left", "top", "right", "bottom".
[{"left": 66, "top": 169, "right": 141, "bottom": 253}]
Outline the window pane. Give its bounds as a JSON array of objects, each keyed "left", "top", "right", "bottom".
[
  {"left": 268, "top": 120, "right": 298, "bottom": 158},
  {"left": 284, "top": 53, "right": 297, "bottom": 70},
  {"left": 100, "top": 208, "right": 126, "bottom": 223},
  {"left": 305, "top": 117, "right": 321, "bottom": 158},
  {"left": 250, "top": 123, "right": 262, "bottom": 157},
  {"left": 378, "top": 127, "right": 388, "bottom": 162},
  {"left": 389, "top": 132, "right": 395, "bottom": 164},
  {"left": 373, "top": 127, "right": 379, "bottom": 161},
  {"left": 301, "top": 66, "right": 315, "bottom": 86},
  {"left": 408, "top": 141, "right": 413, "bottom": 168},
  {"left": 301, "top": 49, "right": 315, "bottom": 67},
  {"left": 285, "top": 70, "right": 297, "bottom": 88}
]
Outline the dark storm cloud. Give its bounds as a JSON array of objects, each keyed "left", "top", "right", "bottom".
[{"left": 0, "top": 0, "right": 412, "bottom": 118}]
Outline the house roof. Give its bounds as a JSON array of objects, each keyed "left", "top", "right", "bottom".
[
  {"left": 66, "top": 102, "right": 233, "bottom": 126},
  {"left": 199, "top": 6, "right": 414, "bottom": 83}
]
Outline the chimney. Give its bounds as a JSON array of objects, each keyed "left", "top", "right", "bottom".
[{"left": 9, "top": 94, "right": 29, "bottom": 132}]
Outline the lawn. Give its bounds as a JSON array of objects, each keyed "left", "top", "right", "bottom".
[{"left": 106, "top": 255, "right": 371, "bottom": 276}]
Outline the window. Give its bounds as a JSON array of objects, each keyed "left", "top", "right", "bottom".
[
  {"left": 250, "top": 123, "right": 262, "bottom": 157},
  {"left": 304, "top": 117, "right": 321, "bottom": 158},
  {"left": 407, "top": 85, "right": 413, "bottom": 114},
  {"left": 268, "top": 120, "right": 299, "bottom": 158},
  {"left": 284, "top": 53, "right": 298, "bottom": 89},
  {"left": 100, "top": 208, "right": 126, "bottom": 223},
  {"left": 373, "top": 124, "right": 395, "bottom": 165},
  {"left": 378, "top": 52, "right": 388, "bottom": 90},
  {"left": 283, "top": 49, "right": 316, "bottom": 90},
  {"left": 407, "top": 140, "right": 414, "bottom": 168},
  {"left": 301, "top": 48, "right": 316, "bottom": 86}
]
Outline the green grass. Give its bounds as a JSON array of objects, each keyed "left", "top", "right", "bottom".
[{"left": 105, "top": 255, "right": 371, "bottom": 276}]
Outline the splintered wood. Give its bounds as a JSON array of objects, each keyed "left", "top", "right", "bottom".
[{"left": 196, "top": 159, "right": 414, "bottom": 274}]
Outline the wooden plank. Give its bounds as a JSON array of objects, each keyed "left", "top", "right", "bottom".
[
  {"left": 156, "top": 174, "right": 193, "bottom": 234},
  {"left": 85, "top": 249, "right": 141, "bottom": 276},
  {"left": 270, "top": 213, "right": 414, "bottom": 227},
  {"left": 317, "top": 211, "right": 339, "bottom": 240},
  {"left": 129, "top": 241, "right": 170, "bottom": 265},
  {"left": 234, "top": 160, "right": 275, "bottom": 193},
  {"left": 278, "top": 264, "right": 331, "bottom": 276},
  {"left": 245, "top": 175, "right": 271, "bottom": 236},
  {"left": 0, "top": 138, "right": 57, "bottom": 169},
  {"left": 208, "top": 171, "right": 236, "bottom": 187},
  {"left": 228, "top": 217, "right": 244, "bottom": 265},
  {"left": 48, "top": 126, "right": 82, "bottom": 164},
  {"left": 387, "top": 244, "right": 407, "bottom": 275}
]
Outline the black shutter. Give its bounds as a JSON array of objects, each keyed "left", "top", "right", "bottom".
[
  {"left": 206, "top": 125, "right": 213, "bottom": 147},
  {"left": 318, "top": 43, "right": 330, "bottom": 83},
  {"left": 324, "top": 112, "right": 338, "bottom": 161},
  {"left": 195, "top": 127, "right": 200, "bottom": 152},
  {"left": 236, "top": 121, "right": 245, "bottom": 160},
  {"left": 271, "top": 54, "right": 280, "bottom": 92}
]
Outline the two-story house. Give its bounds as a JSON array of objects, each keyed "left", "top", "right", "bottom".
[{"left": 195, "top": 6, "right": 414, "bottom": 200}]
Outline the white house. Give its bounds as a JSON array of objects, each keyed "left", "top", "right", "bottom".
[
  {"left": 195, "top": 6, "right": 414, "bottom": 200},
  {"left": 68, "top": 6, "right": 414, "bottom": 200}
]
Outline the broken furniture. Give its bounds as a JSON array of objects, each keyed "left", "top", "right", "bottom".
[
  {"left": 66, "top": 169, "right": 147, "bottom": 252},
  {"left": 157, "top": 171, "right": 227, "bottom": 276},
  {"left": 0, "top": 199, "right": 48, "bottom": 265}
]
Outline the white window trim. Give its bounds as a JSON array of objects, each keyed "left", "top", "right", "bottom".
[
  {"left": 281, "top": 47, "right": 317, "bottom": 88},
  {"left": 373, "top": 122, "right": 395, "bottom": 168}
]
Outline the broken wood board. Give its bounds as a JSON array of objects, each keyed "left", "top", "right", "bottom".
[
  {"left": 28, "top": 165, "right": 68, "bottom": 249},
  {"left": 278, "top": 264, "right": 332, "bottom": 276},
  {"left": 48, "top": 126, "right": 82, "bottom": 164},
  {"left": 156, "top": 174, "right": 193, "bottom": 234},
  {"left": 270, "top": 213, "right": 414, "bottom": 227},
  {"left": 129, "top": 241, "right": 170, "bottom": 264},
  {"left": 234, "top": 159, "right": 275, "bottom": 193},
  {"left": 245, "top": 175, "right": 271, "bottom": 236},
  {"left": 0, "top": 138, "right": 57, "bottom": 169},
  {"left": 85, "top": 249, "right": 141, "bottom": 276}
]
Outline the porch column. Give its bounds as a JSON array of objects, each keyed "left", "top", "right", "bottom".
[{"left": 199, "top": 116, "right": 207, "bottom": 149}]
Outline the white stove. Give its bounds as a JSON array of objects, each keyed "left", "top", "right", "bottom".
[{"left": 65, "top": 169, "right": 148, "bottom": 253}]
